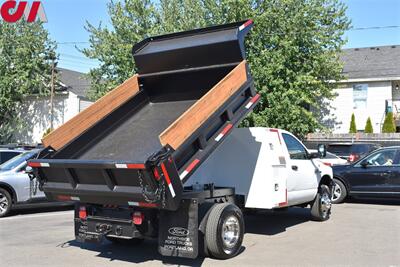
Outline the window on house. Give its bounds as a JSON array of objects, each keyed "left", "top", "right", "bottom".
[{"left": 353, "top": 84, "right": 368, "bottom": 109}]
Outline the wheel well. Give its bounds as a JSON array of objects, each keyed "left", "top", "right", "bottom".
[
  {"left": 319, "top": 175, "right": 333, "bottom": 190},
  {"left": 0, "top": 183, "right": 17, "bottom": 204}
]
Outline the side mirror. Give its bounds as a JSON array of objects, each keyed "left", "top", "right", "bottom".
[
  {"left": 360, "top": 161, "right": 369, "bottom": 168},
  {"left": 317, "top": 144, "right": 327, "bottom": 158},
  {"left": 25, "top": 166, "right": 33, "bottom": 173}
]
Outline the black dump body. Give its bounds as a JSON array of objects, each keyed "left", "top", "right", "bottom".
[{"left": 30, "top": 20, "right": 259, "bottom": 211}]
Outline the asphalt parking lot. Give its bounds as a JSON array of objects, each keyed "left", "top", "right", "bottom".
[{"left": 0, "top": 199, "right": 399, "bottom": 267}]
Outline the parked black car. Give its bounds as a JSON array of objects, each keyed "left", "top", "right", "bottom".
[
  {"left": 332, "top": 146, "right": 400, "bottom": 203},
  {"left": 327, "top": 143, "right": 381, "bottom": 163}
]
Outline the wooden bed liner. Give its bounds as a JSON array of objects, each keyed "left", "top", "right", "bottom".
[
  {"left": 159, "top": 60, "right": 247, "bottom": 150},
  {"left": 42, "top": 75, "right": 140, "bottom": 150}
]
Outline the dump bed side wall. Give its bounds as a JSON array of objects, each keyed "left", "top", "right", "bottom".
[
  {"left": 42, "top": 75, "right": 140, "bottom": 151},
  {"left": 159, "top": 61, "right": 247, "bottom": 150}
]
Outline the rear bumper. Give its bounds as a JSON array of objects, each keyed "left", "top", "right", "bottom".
[{"left": 75, "top": 216, "right": 143, "bottom": 243}]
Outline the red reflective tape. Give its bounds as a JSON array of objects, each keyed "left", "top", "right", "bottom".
[
  {"left": 221, "top": 124, "right": 233, "bottom": 135},
  {"left": 239, "top": 19, "right": 253, "bottom": 31},
  {"left": 251, "top": 93, "right": 260, "bottom": 103},
  {"left": 243, "top": 19, "right": 253, "bottom": 28},
  {"left": 245, "top": 94, "right": 260, "bottom": 109},
  {"left": 278, "top": 189, "right": 288, "bottom": 207},
  {"left": 270, "top": 129, "right": 282, "bottom": 144},
  {"left": 186, "top": 159, "right": 200, "bottom": 173},
  {"left": 139, "top": 202, "right": 158, "bottom": 208},
  {"left": 160, "top": 163, "right": 171, "bottom": 185},
  {"left": 28, "top": 162, "right": 41, "bottom": 167},
  {"left": 126, "top": 164, "right": 146, "bottom": 169}
]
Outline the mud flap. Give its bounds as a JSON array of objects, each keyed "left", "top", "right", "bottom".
[{"left": 158, "top": 199, "right": 199, "bottom": 258}]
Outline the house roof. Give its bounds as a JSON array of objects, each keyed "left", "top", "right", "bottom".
[
  {"left": 340, "top": 45, "right": 400, "bottom": 80},
  {"left": 57, "top": 68, "right": 91, "bottom": 98}
]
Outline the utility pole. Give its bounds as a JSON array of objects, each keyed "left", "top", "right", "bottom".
[{"left": 50, "top": 59, "right": 55, "bottom": 130}]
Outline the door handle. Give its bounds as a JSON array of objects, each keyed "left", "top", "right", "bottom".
[{"left": 292, "top": 165, "right": 298, "bottom": 171}]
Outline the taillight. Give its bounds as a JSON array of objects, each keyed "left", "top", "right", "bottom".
[
  {"left": 79, "top": 206, "right": 87, "bottom": 220},
  {"left": 132, "top": 211, "right": 144, "bottom": 225},
  {"left": 322, "top": 162, "right": 332, "bottom": 166}
]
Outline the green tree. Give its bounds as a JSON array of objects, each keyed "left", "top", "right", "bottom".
[
  {"left": 382, "top": 112, "right": 396, "bottom": 133},
  {"left": 364, "top": 117, "right": 373, "bottom": 133},
  {"left": 349, "top": 113, "right": 357, "bottom": 133},
  {"left": 0, "top": 21, "right": 57, "bottom": 143},
  {"left": 82, "top": 0, "right": 350, "bottom": 137}
]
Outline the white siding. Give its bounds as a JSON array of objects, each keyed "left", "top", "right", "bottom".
[
  {"left": 328, "top": 81, "right": 392, "bottom": 133},
  {"left": 14, "top": 92, "right": 80, "bottom": 144}
]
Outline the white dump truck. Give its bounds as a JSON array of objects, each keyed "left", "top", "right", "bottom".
[{"left": 29, "top": 21, "right": 333, "bottom": 260}]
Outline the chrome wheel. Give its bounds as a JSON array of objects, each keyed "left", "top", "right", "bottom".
[
  {"left": 0, "top": 192, "right": 9, "bottom": 216},
  {"left": 320, "top": 192, "right": 332, "bottom": 218},
  {"left": 332, "top": 183, "right": 342, "bottom": 201},
  {"left": 221, "top": 215, "right": 240, "bottom": 253}
]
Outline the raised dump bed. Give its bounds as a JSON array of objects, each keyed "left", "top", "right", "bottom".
[{"left": 30, "top": 20, "right": 259, "bottom": 211}]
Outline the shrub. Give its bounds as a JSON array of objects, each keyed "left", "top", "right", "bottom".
[
  {"left": 364, "top": 117, "right": 373, "bottom": 133},
  {"left": 349, "top": 113, "right": 357, "bottom": 133},
  {"left": 382, "top": 112, "right": 396, "bottom": 133}
]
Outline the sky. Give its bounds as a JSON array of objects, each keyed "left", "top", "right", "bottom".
[{"left": 41, "top": 0, "right": 400, "bottom": 73}]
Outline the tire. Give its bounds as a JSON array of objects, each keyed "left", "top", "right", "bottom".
[
  {"left": 332, "top": 179, "right": 347, "bottom": 204},
  {"left": 105, "top": 236, "right": 144, "bottom": 246},
  {"left": 310, "top": 185, "right": 332, "bottom": 221},
  {"left": 205, "top": 203, "right": 244, "bottom": 259},
  {"left": 0, "top": 188, "right": 12, "bottom": 218}
]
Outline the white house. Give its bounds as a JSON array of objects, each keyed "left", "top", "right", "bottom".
[
  {"left": 326, "top": 45, "right": 400, "bottom": 133},
  {"left": 15, "top": 68, "right": 93, "bottom": 144}
]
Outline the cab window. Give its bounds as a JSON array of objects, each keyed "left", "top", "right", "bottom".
[{"left": 282, "top": 133, "right": 308, "bottom": 160}]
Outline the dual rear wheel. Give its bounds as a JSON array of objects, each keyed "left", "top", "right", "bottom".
[{"left": 205, "top": 203, "right": 244, "bottom": 259}]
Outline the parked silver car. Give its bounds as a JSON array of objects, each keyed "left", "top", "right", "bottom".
[
  {"left": 0, "top": 149, "right": 70, "bottom": 217},
  {"left": 0, "top": 148, "right": 24, "bottom": 164}
]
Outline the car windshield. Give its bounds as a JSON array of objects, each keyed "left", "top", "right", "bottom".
[{"left": 0, "top": 151, "right": 37, "bottom": 172}]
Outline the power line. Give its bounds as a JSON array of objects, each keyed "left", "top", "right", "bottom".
[
  {"left": 59, "top": 53, "right": 99, "bottom": 64},
  {"left": 58, "top": 58, "right": 99, "bottom": 66},
  {"left": 350, "top": 25, "right": 400, "bottom": 31},
  {"left": 58, "top": 42, "right": 89, "bottom": 45},
  {"left": 54, "top": 24, "right": 400, "bottom": 45}
]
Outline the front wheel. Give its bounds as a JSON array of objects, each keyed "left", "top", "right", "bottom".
[
  {"left": 332, "top": 178, "right": 347, "bottom": 204},
  {"left": 310, "top": 185, "right": 332, "bottom": 221},
  {"left": 0, "top": 188, "right": 12, "bottom": 218},
  {"left": 205, "top": 203, "right": 244, "bottom": 259}
]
